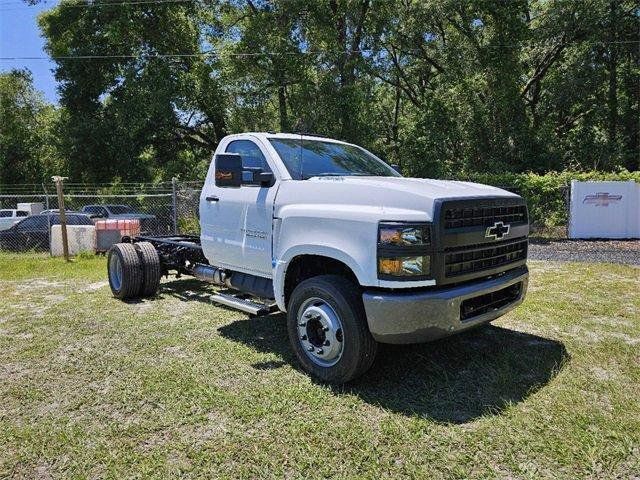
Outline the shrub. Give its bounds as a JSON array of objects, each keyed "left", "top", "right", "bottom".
[{"left": 178, "top": 215, "right": 201, "bottom": 235}]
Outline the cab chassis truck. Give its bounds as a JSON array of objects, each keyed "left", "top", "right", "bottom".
[{"left": 108, "top": 132, "right": 529, "bottom": 383}]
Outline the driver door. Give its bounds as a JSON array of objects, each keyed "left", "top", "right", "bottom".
[{"left": 200, "top": 138, "right": 278, "bottom": 277}]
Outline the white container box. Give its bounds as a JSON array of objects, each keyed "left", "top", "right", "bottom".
[
  {"left": 17, "top": 202, "right": 44, "bottom": 215},
  {"left": 50, "top": 225, "right": 97, "bottom": 256}
]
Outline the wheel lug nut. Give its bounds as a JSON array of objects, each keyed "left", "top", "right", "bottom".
[
  {"left": 300, "top": 335, "right": 307, "bottom": 341},
  {"left": 298, "top": 322, "right": 306, "bottom": 327},
  {"left": 323, "top": 340, "right": 330, "bottom": 346},
  {"left": 322, "top": 326, "right": 329, "bottom": 332},
  {"left": 316, "top": 348, "right": 324, "bottom": 355},
  {"left": 307, "top": 346, "right": 314, "bottom": 352}
]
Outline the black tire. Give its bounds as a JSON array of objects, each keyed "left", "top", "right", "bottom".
[
  {"left": 287, "top": 275, "right": 378, "bottom": 384},
  {"left": 134, "top": 241, "right": 161, "bottom": 297},
  {"left": 107, "top": 243, "right": 143, "bottom": 299}
]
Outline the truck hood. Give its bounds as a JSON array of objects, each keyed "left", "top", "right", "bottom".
[
  {"left": 314, "top": 176, "right": 512, "bottom": 199},
  {"left": 276, "top": 176, "right": 519, "bottom": 222}
]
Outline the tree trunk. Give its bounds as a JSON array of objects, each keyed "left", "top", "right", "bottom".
[
  {"left": 278, "top": 83, "right": 289, "bottom": 132},
  {"left": 392, "top": 79, "right": 401, "bottom": 166}
]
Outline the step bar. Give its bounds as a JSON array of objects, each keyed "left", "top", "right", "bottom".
[{"left": 210, "top": 292, "right": 276, "bottom": 316}]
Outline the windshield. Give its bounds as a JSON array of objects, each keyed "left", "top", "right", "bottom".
[
  {"left": 108, "top": 205, "right": 135, "bottom": 214},
  {"left": 268, "top": 138, "right": 400, "bottom": 180}
]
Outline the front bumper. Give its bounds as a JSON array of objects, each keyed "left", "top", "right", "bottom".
[{"left": 362, "top": 266, "right": 528, "bottom": 344}]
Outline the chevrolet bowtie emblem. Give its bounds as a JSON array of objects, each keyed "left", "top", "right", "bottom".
[
  {"left": 582, "top": 192, "right": 622, "bottom": 207},
  {"left": 486, "top": 221, "right": 510, "bottom": 240}
]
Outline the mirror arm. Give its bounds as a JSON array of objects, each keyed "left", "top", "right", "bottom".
[{"left": 258, "top": 172, "right": 274, "bottom": 186}]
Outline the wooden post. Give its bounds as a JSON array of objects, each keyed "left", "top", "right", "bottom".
[{"left": 52, "top": 176, "right": 69, "bottom": 262}]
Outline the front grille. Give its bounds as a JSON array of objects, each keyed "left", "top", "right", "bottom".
[
  {"left": 444, "top": 238, "right": 527, "bottom": 278},
  {"left": 460, "top": 282, "right": 522, "bottom": 320},
  {"left": 444, "top": 205, "right": 527, "bottom": 229}
]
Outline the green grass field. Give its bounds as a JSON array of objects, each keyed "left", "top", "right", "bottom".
[{"left": 0, "top": 254, "right": 638, "bottom": 479}]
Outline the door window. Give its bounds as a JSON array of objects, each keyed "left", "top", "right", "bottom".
[{"left": 225, "top": 140, "right": 272, "bottom": 173}]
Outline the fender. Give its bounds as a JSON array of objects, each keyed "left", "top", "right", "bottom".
[{"left": 273, "top": 244, "right": 367, "bottom": 311}]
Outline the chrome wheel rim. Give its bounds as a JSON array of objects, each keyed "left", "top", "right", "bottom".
[
  {"left": 297, "top": 297, "right": 344, "bottom": 367},
  {"left": 109, "top": 253, "right": 123, "bottom": 290}
]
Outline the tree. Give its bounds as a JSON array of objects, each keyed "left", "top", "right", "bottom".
[
  {"left": 0, "top": 69, "right": 63, "bottom": 184},
  {"left": 39, "top": 0, "right": 227, "bottom": 182},
  {"left": 28, "top": 0, "right": 638, "bottom": 182}
]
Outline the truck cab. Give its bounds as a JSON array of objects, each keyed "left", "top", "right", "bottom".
[{"left": 108, "top": 132, "right": 529, "bottom": 383}]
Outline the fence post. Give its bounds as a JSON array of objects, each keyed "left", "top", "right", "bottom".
[
  {"left": 42, "top": 182, "right": 50, "bottom": 212},
  {"left": 42, "top": 183, "right": 51, "bottom": 256},
  {"left": 565, "top": 184, "right": 571, "bottom": 239},
  {"left": 171, "top": 177, "right": 178, "bottom": 235},
  {"left": 52, "top": 176, "right": 70, "bottom": 262}
]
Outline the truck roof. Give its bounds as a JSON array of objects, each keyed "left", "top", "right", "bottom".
[{"left": 226, "top": 132, "right": 352, "bottom": 146}]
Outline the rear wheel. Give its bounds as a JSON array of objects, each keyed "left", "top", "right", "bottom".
[
  {"left": 287, "top": 275, "right": 378, "bottom": 384},
  {"left": 134, "top": 241, "right": 161, "bottom": 297},
  {"left": 107, "top": 243, "right": 143, "bottom": 299}
]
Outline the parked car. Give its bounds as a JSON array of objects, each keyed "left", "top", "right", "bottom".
[
  {"left": 0, "top": 213, "right": 94, "bottom": 251},
  {"left": 41, "top": 208, "right": 103, "bottom": 220},
  {"left": 41, "top": 209, "right": 79, "bottom": 214},
  {"left": 0, "top": 209, "right": 30, "bottom": 231},
  {"left": 107, "top": 132, "right": 530, "bottom": 384},
  {"left": 80, "top": 205, "right": 157, "bottom": 232}
]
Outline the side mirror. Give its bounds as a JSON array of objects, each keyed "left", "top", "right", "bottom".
[
  {"left": 215, "top": 153, "right": 243, "bottom": 187},
  {"left": 242, "top": 167, "right": 274, "bottom": 187}
]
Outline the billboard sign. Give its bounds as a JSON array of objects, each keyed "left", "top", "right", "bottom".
[{"left": 569, "top": 181, "right": 639, "bottom": 239}]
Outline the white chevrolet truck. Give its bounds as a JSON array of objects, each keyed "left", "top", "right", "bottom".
[{"left": 107, "top": 133, "right": 529, "bottom": 383}]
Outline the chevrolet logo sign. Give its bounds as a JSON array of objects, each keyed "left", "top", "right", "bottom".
[
  {"left": 486, "top": 221, "right": 510, "bottom": 240},
  {"left": 582, "top": 192, "right": 622, "bottom": 207}
]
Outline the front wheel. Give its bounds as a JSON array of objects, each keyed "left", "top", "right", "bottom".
[{"left": 287, "top": 275, "right": 378, "bottom": 384}]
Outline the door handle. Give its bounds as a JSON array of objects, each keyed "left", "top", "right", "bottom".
[{"left": 206, "top": 196, "right": 219, "bottom": 202}]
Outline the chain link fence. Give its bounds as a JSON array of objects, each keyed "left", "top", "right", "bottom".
[
  {"left": 0, "top": 180, "right": 572, "bottom": 253},
  {"left": 174, "top": 181, "right": 202, "bottom": 235},
  {"left": 0, "top": 181, "right": 203, "bottom": 252}
]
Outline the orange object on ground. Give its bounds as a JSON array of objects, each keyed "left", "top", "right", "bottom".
[{"left": 94, "top": 219, "right": 141, "bottom": 238}]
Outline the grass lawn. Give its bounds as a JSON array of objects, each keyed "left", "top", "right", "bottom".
[{"left": 0, "top": 253, "right": 638, "bottom": 479}]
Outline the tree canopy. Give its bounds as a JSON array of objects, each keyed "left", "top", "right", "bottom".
[
  {"left": 1, "top": 0, "right": 638, "bottom": 183},
  {"left": 0, "top": 69, "right": 63, "bottom": 184}
]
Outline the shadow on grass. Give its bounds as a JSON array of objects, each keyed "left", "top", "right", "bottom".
[
  {"left": 158, "top": 278, "right": 217, "bottom": 302},
  {"left": 160, "top": 278, "right": 569, "bottom": 423},
  {"left": 219, "top": 314, "right": 569, "bottom": 423}
]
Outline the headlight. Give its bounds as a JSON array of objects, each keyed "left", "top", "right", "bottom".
[
  {"left": 379, "top": 255, "right": 431, "bottom": 277},
  {"left": 377, "top": 222, "right": 432, "bottom": 280},
  {"left": 378, "top": 223, "right": 431, "bottom": 247}
]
